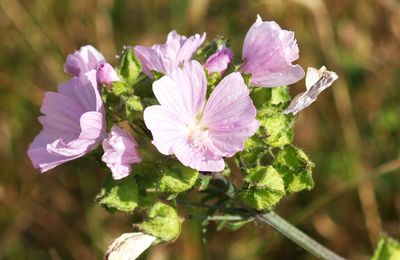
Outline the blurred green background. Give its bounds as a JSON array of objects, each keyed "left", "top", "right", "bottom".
[{"left": 1, "top": 0, "right": 400, "bottom": 259}]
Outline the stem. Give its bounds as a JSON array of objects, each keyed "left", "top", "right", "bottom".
[
  {"left": 188, "top": 214, "right": 252, "bottom": 222},
  {"left": 176, "top": 199, "right": 246, "bottom": 213},
  {"left": 207, "top": 215, "right": 251, "bottom": 221},
  {"left": 256, "top": 211, "right": 346, "bottom": 260}
]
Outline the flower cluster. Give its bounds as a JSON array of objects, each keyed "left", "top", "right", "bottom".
[{"left": 28, "top": 15, "right": 337, "bottom": 259}]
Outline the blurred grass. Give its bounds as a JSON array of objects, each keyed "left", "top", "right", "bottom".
[{"left": 1, "top": 0, "right": 400, "bottom": 259}]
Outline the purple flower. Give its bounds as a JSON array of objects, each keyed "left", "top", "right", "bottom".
[
  {"left": 204, "top": 46, "right": 234, "bottom": 75},
  {"left": 102, "top": 125, "right": 142, "bottom": 180},
  {"left": 144, "top": 61, "right": 259, "bottom": 172},
  {"left": 241, "top": 15, "right": 305, "bottom": 87},
  {"left": 96, "top": 63, "right": 120, "bottom": 86},
  {"left": 64, "top": 45, "right": 105, "bottom": 77},
  {"left": 28, "top": 73, "right": 106, "bottom": 172},
  {"left": 134, "top": 31, "right": 206, "bottom": 77}
]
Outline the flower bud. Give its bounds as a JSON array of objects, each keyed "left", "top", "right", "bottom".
[
  {"left": 205, "top": 46, "right": 234, "bottom": 75},
  {"left": 96, "top": 63, "right": 120, "bottom": 86},
  {"left": 64, "top": 45, "right": 105, "bottom": 77},
  {"left": 102, "top": 125, "right": 141, "bottom": 180},
  {"left": 117, "top": 46, "right": 142, "bottom": 86},
  {"left": 241, "top": 15, "right": 304, "bottom": 87}
]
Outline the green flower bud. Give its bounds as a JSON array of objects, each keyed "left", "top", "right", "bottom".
[{"left": 116, "top": 46, "right": 142, "bottom": 86}]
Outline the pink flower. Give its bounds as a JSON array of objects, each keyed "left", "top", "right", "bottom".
[
  {"left": 134, "top": 31, "right": 206, "bottom": 77},
  {"left": 102, "top": 125, "right": 142, "bottom": 180},
  {"left": 96, "top": 63, "right": 120, "bottom": 86},
  {"left": 144, "top": 61, "right": 259, "bottom": 172},
  {"left": 64, "top": 45, "right": 105, "bottom": 77},
  {"left": 205, "top": 46, "right": 234, "bottom": 75},
  {"left": 28, "top": 73, "right": 106, "bottom": 172},
  {"left": 241, "top": 15, "right": 305, "bottom": 87}
]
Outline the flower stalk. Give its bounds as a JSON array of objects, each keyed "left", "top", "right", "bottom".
[{"left": 256, "top": 211, "right": 346, "bottom": 260}]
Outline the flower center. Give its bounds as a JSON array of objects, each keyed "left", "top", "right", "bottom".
[{"left": 187, "top": 121, "right": 209, "bottom": 147}]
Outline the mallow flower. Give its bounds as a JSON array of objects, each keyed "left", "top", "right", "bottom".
[
  {"left": 204, "top": 46, "right": 234, "bottom": 75},
  {"left": 106, "top": 232, "right": 156, "bottom": 260},
  {"left": 134, "top": 30, "right": 206, "bottom": 77},
  {"left": 64, "top": 45, "right": 105, "bottom": 77},
  {"left": 102, "top": 125, "right": 142, "bottom": 180},
  {"left": 27, "top": 73, "right": 106, "bottom": 172},
  {"left": 144, "top": 60, "right": 259, "bottom": 172},
  {"left": 241, "top": 15, "right": 305, "bottom": 87},
  {"left": 96, "top": 63, "right": 120, "bottom": 86}
]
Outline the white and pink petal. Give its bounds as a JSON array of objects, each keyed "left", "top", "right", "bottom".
[
  {"left": 143, "top": 105, "right": 188, "bottom": 155},
  {"left": 201, "top": 72, "right": 257, "bottom": 129}
]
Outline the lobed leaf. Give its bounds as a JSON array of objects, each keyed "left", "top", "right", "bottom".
[
  {"left": 97, "top": 175, "right": 139, "bottom": 213},
  {"left": 159, "top": 162, "right": 199, "bottom": 193},
  {"left": 372, "top": 236, "right": 400, "bottom": 260},
  {"left": 137, "top": 202, "right": 181, "bottom": 242}
]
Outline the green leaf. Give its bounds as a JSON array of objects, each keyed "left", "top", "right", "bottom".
[
  {"left": 240, "top": 188, "right": 284, "bottom": 210},
  {"left": 152, "top": 71, "right": 164, "bottom": 81},
  {"left": 250, "top": 86, "right": 294, "bottom": 147},
  {"left": 133, "top": 161, "right": 198, "bottom": 194},
  {"left": 110, "top": 81, "right": 131, "bottom": 96},
  {"left": 276, "top": 145, "right": 314, "bottom": 171},
  {"left": 255, "top": 95, "right": 295, "bottom": 148},
  {"left": 194, "top": 36, "right": 228, "bottom": 62},
  {"left": 240, "top": 134, "right": 268, "bottom": 166},
  {"left": 270, "top": 86, "right": 291, "bottom": 106},
  {"left": 276, "top": 145, "right": 315, "bottom": 193},
  {"left": 97, "top": 175, "right": 139, "bottom": 213},
  {"left": 125, "top": 95, "right": 143, "bottom": 112},
  {"left": 241, "top": 166, "right": 286, "bottom": 210},
  {"left": 250, "top": 86, "right": 290, "bottom": 109},
  {"left": 132, "top": 161, "right": 161, "bottom": 190},
  {"left": 116, "top": 47, "right": 142, "bottom": 86},
  {"left": 138, "top": 202, "right": 181, "bottom": 242},
  {"left": 281, "top": 167, "right": 314, "bottom": 193},
  {"left": 206, "top": 71, "right": 222, "bottom": 94},
  {"left": 167, "top": 193, "right": 178, "bottom": 200},
  {"left": 216, "top": 220, "right": 228, "bottom": 231},
  {"left": 225, "top": 218, "right": 254, "bottom": 231},
  {"left": 261, "top": 113, "right": 295, "bottom": 147},
  {"left": 372, "top": 236, "right": 400, "bottom": 260},
  {"left": 124, "top": 95, "right": 144, "bottom": 121},
  {"left": 198, "top": 174, "right": 212, "bottom": 191},
  {"left": 241, "top": 73, "right": 252, "bottom": 86},
  {"left": 250, "top": 87, "right": 272, "bottom": 110},
  {"left": 244, "top": 166, "right": 284, "bottom": 192},
  {"left": 159, "top": 161, "right": 199, "bottom": 193}
]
